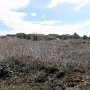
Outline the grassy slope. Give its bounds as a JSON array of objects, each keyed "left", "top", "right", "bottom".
[{"left": 0, "top": 38, "right": 90, "bottom": 90}]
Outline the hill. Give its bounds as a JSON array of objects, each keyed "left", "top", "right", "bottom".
[{"left": 0, "top": 36, "right": 90, "bottom": 90}]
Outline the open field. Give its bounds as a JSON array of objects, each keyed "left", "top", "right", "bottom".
[{"left": 0, "top": 37, "right": 90, "bottom": 90}]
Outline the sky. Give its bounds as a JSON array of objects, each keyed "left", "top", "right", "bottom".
[{"left": 0, "top": 0, "right": 90, "bottom": 36}]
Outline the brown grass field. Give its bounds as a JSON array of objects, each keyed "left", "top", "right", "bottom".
[{"left": 0, "top": 37, "right": 90, "bottom": 90}]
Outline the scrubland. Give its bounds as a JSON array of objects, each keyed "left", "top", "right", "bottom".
[{"left": 0, "top": 37, "right": 90, "bottom": 90}]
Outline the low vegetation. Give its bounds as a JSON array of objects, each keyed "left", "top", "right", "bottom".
[
  {"left": 2, "top": 32, "right": 90, "bottom": 41},
  {"left": 0, "top": 35, "right": 90, "bottom": 90},
  {"left": 0, "top": 56, "right": 90, "bottom": 90}
]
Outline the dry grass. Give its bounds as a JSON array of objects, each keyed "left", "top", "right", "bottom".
[
  {"left": 0, "top": 56, "right": 89, "bottom": 90},
  {"left": 0, "top": 37, "right": 90, "bottom": 90}
]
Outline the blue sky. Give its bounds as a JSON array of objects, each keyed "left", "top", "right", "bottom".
[{"left": 0, "top": 0, "right": 90, "bottom": 36}]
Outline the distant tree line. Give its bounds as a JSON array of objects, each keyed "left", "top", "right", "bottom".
[{"left": 1, "top": 32, "right": 90, "bottom": 41}]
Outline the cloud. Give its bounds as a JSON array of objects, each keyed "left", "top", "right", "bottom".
[
  {"left": 0, "top": 0, "right": 89, "bottom": 36},
  {"left": 34, "top": 20, "right": 62, "bottom": 25},
  {"left": 0, "top": 0, "right": 30, "bottom": 35},
  {"left": 48, "top": 0, "right": 90, "bottom": 11},
  {"left": 0, "top": 0, "right": 30, "bottom": 23},
  {"left": 31, "top": 12, "right": 37, "bottom": 16},
  {"left": 1, "top": 20, "right": 84, "bottom": 35},
  {"left": 42, "top": 14, "right": 46, "bottom": 18},
  {"left": 74, "top": 3, "right": 87, "bottom": 11},
  {"left": 0, "top": 0, "right": 30, "bottom": 10},
  {"left": 85, "top": 20, "right": 90, "bottom": 26},
  {"left": 0, "top": 30, "right": 8, "bottom": 35}
]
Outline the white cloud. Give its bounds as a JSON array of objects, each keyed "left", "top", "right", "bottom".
[
  {"left": 74, "top": 3, "right": 87, "bottom": 11},
  {"left": 0, "top": 0, "right": 89, "bottom": 36},
  {"left": 0, "top": 0, "right": 29, "bottom": 22},
  {"left": 48, "top": 0, "right": 90, "bottom": 11},
  {"left": 42, "top": 14, "right": 46, "bottom": 18},
  {"left": 0, "top": 0, "right": 30, "bottom": 10},
  {"left": 0, "top": 30, "right": 8, "bottom": 35},
  {"left": 1, "top": 20, "right": 84, "bottom": 35},
  {"left": 31, "top": 12, "right": 37, "bottom": 16},
  {"left": 85, "top": 20, "right": 90, "bottom": 26},
  {"left": 34, "top": 20, "right": 62, "bottom": 25}
]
